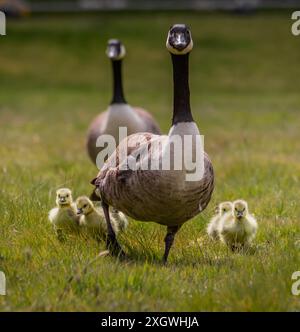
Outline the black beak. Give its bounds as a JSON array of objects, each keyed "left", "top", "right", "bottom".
[
  {"left": 77, "top": 208, "right": 83, "bottom": 215},
  {"left": 173, "top": 32, "right": 188, "bottom": 51},
  {"left": 174, "top": 42, "right": 187, "bottom": 51},
  {"left": 107, "top": 46, "right": 118, "bottom": 59}
]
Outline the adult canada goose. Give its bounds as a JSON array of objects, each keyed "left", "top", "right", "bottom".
[
  {"left": 91, "top": 25, "right": 214, "bottom": 262},
  {"left": 87, "top": 39, "right": 161, "bottom": 166}
]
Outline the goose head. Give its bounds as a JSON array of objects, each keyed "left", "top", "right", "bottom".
[
  {"left": 76, "top": 196, "right": 94, "bottom": 215},
  {"left": 233, "top": 199, "right": 248, "bottom": 221},
  {"left": 106, "top": 39, "right": 126, "bottom": 61},
  {"left": 166, "top": 24, "right": 193, "bottom": 55},
  {"left": 56, "top": 188, "right": 73, "bottom": 207}
]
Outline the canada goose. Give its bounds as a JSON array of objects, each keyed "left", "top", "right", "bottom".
[
  {"left": 91, "top": 25, "right": 214, "bottom": 262},
  {"left": 87, "top": 39, "right": 161, "bottom": 166},
  {"left": 207, "top": 201, "right": 233, "bottom": 240},
  {"left": 218, "top": 199, "right": 258, "bottom": 251},
  {"left": 48, "top": 188, "right": 79, "bottom": 240},
  {"left": 76, "top": 196, "right": 119, "bottom": 241}
]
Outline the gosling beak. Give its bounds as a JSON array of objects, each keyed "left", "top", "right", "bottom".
[
  {"left": 59, "top": 197, "right": 66, "bottom": 203},
  {"left": 77, "top": 208, "right": 83, "bottom": 215},
  {"left": 237, "top": 212, "right": 244, "bottom": 219}
]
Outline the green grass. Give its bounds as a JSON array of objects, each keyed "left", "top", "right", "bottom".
[{"left": 0, "top": 11, "right": 300, "bottom": 311}]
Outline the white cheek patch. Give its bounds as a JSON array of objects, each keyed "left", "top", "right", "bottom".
[
  {"left": 114, "top": 45, "right": 126, "bottom": 60},
  {"left": 119, "top": 45, "right": 126, "bottom": 58}
]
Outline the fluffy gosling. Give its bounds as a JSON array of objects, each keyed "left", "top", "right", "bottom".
[
  {"left": 111, "top": 208, "right": 128, "bottom": 232},
  {"left": 48, "top": 188, "right": 79, "bottom": 240},
  {"left": 218, "top": 199, "right": 258, "bottom": 251},
  {"left": 76, "top": 196, "right": 119, "bottom": 241},
  {"left": 207, "top": 201, "right": 233, "bottom": 240}
]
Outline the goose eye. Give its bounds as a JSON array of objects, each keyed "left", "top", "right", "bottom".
[
  {"left": 66, "top": 194, "right": 69, "bottom": 198},
  {"left": 58, "top": 195, "right": 61, "bottom": 198},
  {"left": 83, "top": 204, "right": 87, "bottom": 208}
]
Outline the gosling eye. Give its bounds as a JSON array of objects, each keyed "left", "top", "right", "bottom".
[
  {"left": 83, "top": 204, "right": 87, "bottom": 208},
  {"left": 58, "top": 195, "right": 61, "bottom": 198},
  {"left": 223, "top": 209, "right": 226, "bottom": 212}
]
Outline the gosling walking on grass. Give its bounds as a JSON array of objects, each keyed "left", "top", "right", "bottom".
[
  {"left": 218, "top": 199, "right": 258, "bottom": 251},
  {"left": 76, "top": 196, "right": 125, "bottom": 242},
  {"left": 207, "top": 201, "right": 233, "bottom": 240},
  {"left": 48, "top": 188, "right": 79, "bottom": 241}
]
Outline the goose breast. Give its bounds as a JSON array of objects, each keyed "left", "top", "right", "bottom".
[
  {"left": 133, "top": 107, "right": 161, "bottom": 135},
  {"left": 87, "top": 107, "right": 160, "bottom": 165},
  {"left": 95, "top": 133, "right": 214, "bottom": 226}
]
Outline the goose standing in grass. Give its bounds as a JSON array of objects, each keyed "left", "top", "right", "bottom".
[
  {"left": 76, "top": 196, "right": 120, "bottom": 241},
  {"left": 48, "top": 188, "right": 79, "bottom": 241},
  {"left": 207, "top": 201, "right": 233, "bottom": 240},
  {"left": 218, "top": 199, "right": 258, "bottom": 251},
  {"left": 87, "top": 39, "right": 161, "bottom": 166},
  {"left": 91, "top": 25, "right": 214, "bottom": 262}
]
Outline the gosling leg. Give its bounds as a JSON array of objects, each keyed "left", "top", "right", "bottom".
[
  {"left": 102, "top": 201, "right": 125, "bottom": 258},
  {"left": 163, "top": 225, "right": 181, "bottom": 264}
]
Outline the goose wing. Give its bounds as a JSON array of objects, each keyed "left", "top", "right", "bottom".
[
  {"left": 86, "top": 111, "right": 108, "bottom": 163},
  {"left": 92, "top": 133, "right": 214, "bottom": 225},
  {"left": 133, "top": 107, "right": 161, "bottom": 135}
]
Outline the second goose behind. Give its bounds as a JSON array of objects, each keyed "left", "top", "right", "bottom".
[{"left": 87, "top": 39, "right": 161, "bottom": 166}]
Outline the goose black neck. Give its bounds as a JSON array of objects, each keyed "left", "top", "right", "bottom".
[
  {"left": 171, "top": 53, "right": 193, "bottom": 125},
  {"left": 110, "top": 60, "right": 126, "bottom": 104}
]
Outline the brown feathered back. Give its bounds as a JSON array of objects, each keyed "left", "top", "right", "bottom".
[{"left": 93, "top": 133, "right": 214, "bottom": 226}]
